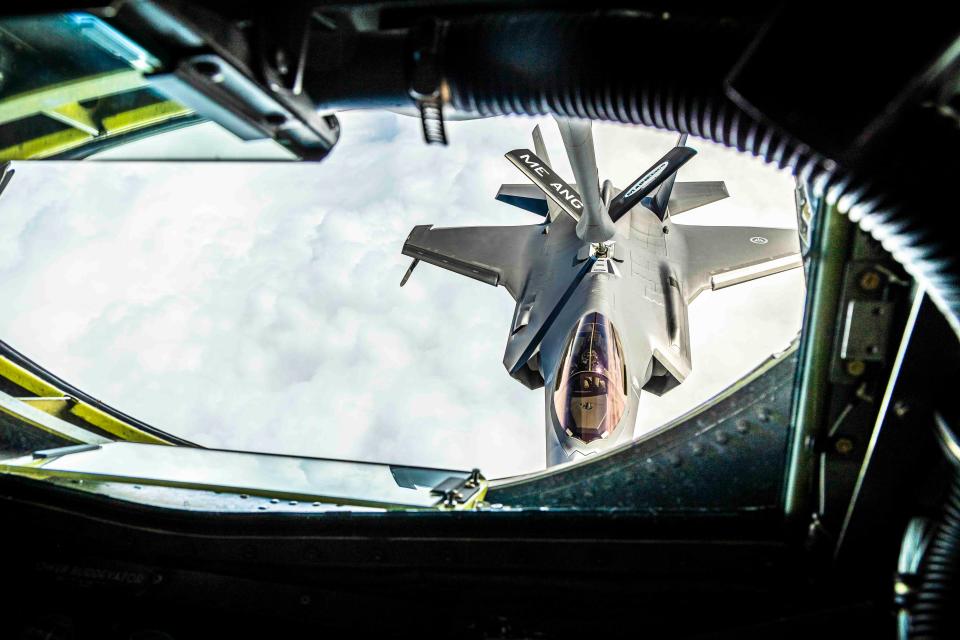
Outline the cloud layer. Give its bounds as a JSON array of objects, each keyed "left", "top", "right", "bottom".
[{"left": 0, "top": 113, "right": 803, "bottom": 477}]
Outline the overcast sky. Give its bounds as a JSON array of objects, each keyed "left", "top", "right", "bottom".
[{"left": 0, "top": 112, "right": 805, "bottom": 477}]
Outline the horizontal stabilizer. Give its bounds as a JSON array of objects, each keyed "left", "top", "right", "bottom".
[
  {"left": 495, "top": 183, "right": 549, "bottom": 216},
  {"left": 668, "top": 181, "right": 730, "bottom": 216},
  {"left": 505, "top": 149, "right": 583, "bottom": 222}
]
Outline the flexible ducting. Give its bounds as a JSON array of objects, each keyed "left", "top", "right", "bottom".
[{"left": 440, "top": 13, "right": 959, "bottom": 336}]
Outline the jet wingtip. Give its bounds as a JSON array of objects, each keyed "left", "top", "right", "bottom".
[{"left": 0, "top": 162, "right": 14, "bottom": 200}]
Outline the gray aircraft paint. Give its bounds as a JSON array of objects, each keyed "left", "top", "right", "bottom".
[{"left": 402, "top": 118, "right": 801, "bottom": 467}]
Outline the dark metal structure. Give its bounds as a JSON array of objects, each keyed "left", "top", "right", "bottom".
[{"left": 1, "top": 2, "right": 958, "bottom": 638}]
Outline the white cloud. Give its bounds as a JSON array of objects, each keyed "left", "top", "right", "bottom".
[{"left": 0, "top": 113, "right": 803, "bottom": 477}]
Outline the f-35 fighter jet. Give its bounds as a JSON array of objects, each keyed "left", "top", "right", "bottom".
[{"left": 401, "top": 119, "right": 801, "bottom": 467}]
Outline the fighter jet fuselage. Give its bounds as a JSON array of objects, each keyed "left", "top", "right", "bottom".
[
  {"left": 402, "top": 119, "right": 801, "bottom": 467},
  {"left": 518, "top": 209, "right": 672, "bottom": 465}
]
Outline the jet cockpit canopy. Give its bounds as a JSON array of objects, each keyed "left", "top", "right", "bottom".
[{"left": 553, "top": 312, "right": 627, "bottom": 443}]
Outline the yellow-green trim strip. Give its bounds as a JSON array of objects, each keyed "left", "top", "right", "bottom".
[
  {"left": 0, "top": 100, "right": 195, "bottom": 161},
  {"left": 0, "top": 127, "right": 94, "bottom": 160},
  {"left": 0, "top": 70, "right": 148, "bottom": 126},
  {"left": 0, "top": 355, "right": 171, "bottom": 444},
  {"left": 101, "top": 100, "right": 192, "bottom": 136},
  {"left": 0, "top": 389, "right": 111, "bottom": 445}
]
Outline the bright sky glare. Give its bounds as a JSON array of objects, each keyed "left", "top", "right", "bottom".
[{"left": 0, "top": 112, "right": 805, "bottom": 477}]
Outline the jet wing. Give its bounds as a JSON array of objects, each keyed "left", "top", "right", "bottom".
[
  {"left": 402, "top": 224, "right": 544, "bottom": 300},
  {"left": 0, "top": 162, "right": 13, "bottom": 201},
  {"left": 677, "top": 224, "right": 802, "bottom": 303}
]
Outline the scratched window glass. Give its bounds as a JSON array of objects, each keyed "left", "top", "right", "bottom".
[{"left": 0, "top": 113, "right": 805, "bottom": 477}]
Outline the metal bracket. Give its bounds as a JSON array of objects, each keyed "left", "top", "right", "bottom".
[
  {"left": 147, "top": 53, "right": 338, "bottom": 160},
  {"left": 840, "top": 299, "right": 894, "bottom": 362},
  {"left": 431, "top": 468, "right": 484, "bottom": 507},
  {"left": 829, "top": 231, "right": 909, "bottom": 385},
  {"left": 113, "top": 1, "right": 340, "bottom": 161}
]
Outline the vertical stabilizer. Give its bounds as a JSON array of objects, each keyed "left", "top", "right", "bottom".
[
  {"left": 532, "top": 125, "right": 565, "bottom": 221},
  {"left": 532, "top": 125, "right": 551, "bottom": 167},
  {"left": 651, "top": 133, "right": 688, "bottom": 219}
]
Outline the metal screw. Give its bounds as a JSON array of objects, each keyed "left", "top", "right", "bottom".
[
  {"left": 859, "top": 270, "right": 882, "bottom": 291},
  {"left": 835, "top": 438, "right": 855, "bottom": 455},
  {"left": 714, "top": 431, "right": 729, "bottom": 444},
  {"left": 275, "top": 48, "right": 290, "bottom": 75},
  {"left": 192, "top": 60, "right": 222, "bottom": 82},
  {"left": 894, "top": 400, "right": 910, "bottom": 418},
  {"left": 736, "top": 419, "right": 750, "bottom": 433},
  {"left": 846, "top": 360, "right": 866, "bottom": 377}
]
